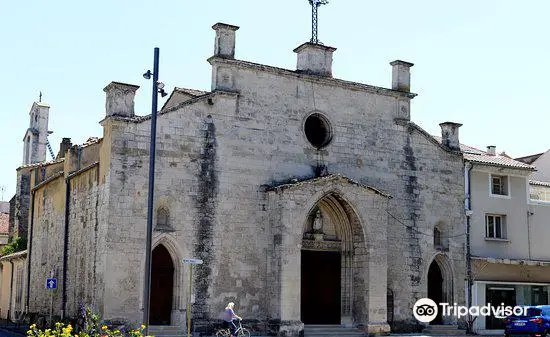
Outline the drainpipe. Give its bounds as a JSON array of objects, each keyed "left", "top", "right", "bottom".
[
  {"left": 25, "top": 190, "right": 36, "bottom": 313},
  {"left": 464, "top": 162, "right": 474, "bottom": 334},
  {"left": 62, "top": 176, "right": 71, "bottom": 319},
  {"left": 62, "top": 147, "right": 83, "bottom": 319},
  {"left": 8, "top": 260, "right": 14, "bottom": 322}
]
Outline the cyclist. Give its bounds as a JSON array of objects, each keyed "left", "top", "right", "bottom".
[{"left": 223, "top": 302, "right": 242, "bottom": 337}]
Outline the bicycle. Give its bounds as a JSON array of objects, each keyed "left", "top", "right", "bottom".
[{"left": 215, "top": 319, "right": 250, "bottom": 337}]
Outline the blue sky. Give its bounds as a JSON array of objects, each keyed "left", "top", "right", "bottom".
[{"left": 1, "top": 0, "right": 549, "bottom": 199}]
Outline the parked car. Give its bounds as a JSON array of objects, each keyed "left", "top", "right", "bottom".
[{"left": 504, "top": 305, "right": 550, "bottom": 337}]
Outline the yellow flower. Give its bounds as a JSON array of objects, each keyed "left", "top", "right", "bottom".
[
  {"left": 27, "top": 330, "right": 32, "bottom": 334},
  {"left": 141, "top": 325, "right": 146, "bottom": 329},
  {"left": 102, "top": 326, "right": 108, "bottom": 330}
]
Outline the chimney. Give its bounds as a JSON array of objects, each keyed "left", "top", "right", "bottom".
[
  {"left": 390, "top": 60, "right": 414, "bottom": 92},
  {"left": 487, "top": 145, "right": 496, "bottom": 155},
  {"left": 103, "top": 82, "right": 139, "bottom": 118},
  {"left": 294, "top": 43, "right": 336, "bottom": 77},
  {"left": 212, "top": 23, "right": 239, "bottom": 59},
  {"left": 439, "top": 122, "right": 463, "bottom": 151},
  {"left": 57, "top": 138, "right": 72, "bottom": 159}
]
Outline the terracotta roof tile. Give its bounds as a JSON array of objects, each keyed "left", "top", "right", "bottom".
[
  {"left": 464, "top": 153, "right": 535, "bottom": 170},
  {"left": 530, "top": 180, "right": 550, "bottom": 187},
  {"left": 432, "top": 135, "right": 534, "bottom": 170},
  {"left": 0, "top": 213, "right": 9, "bottom": 234}
]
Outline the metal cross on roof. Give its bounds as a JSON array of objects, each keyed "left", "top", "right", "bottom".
[{"left": 308, "top": 0, "right": 329, "bottom": 44}]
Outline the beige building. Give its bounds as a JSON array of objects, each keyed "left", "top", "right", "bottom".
[
  {"left": 461, "top": 145, "right": 550, "bottom": 335},
  {"left": 14, "top": 22, "right": 470, "bottom": 336},
  {"left": 0, "top": 251, "right": 27, "bottom": 321}
]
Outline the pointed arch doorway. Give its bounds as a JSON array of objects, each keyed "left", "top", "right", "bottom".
[
  {"left": 300, "top": 193, "right": 366, "bottom": 326},
  {"left": 150, "top": 245, "right": 175, "bottom": 325},
  {"left": 427, "top": 255, "right": 454, "bottom": 325}
]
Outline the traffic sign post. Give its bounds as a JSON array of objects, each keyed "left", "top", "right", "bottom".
[
  {"left": 46, "top": 272, "right": 56, "bottom": 323},
  {"left": 183, "top": 259, "right": 202, "bottom": 337}
]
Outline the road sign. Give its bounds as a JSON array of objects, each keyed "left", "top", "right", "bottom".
[
  {"left": 183, "top": 258, "right": 203, "bottom": 265},
  {"left": 46, "top": 278, "right": 57, "bottom": 290}
]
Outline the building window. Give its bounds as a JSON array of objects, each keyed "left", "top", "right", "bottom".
[
  {"left": 486, "top": 214, "right": 506, "bottom": 239},
  {"left": 304, "top": 113, "right": 332, "bottom": 149},
  {"left": 434, "top": 227, "right": 441, "bottom": 248},
  {"left": 491, "top": 175, "right": 508, "bottom": 196}
]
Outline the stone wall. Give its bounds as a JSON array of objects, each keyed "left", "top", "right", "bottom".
[
  {"left": 28, "top": 175, "right": 65, "bottom": 316},
  {"left": 100, "top": 53, "right": 465, "bottom": 334},
  {"left": 27, "top": 144, "right": 107, "bottom": 322}
]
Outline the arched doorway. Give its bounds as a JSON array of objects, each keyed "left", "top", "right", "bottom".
[
  {"left": 150, "top": 245, "right": 174, "bottom": 325},
  {"left": 300, "top": 193, "right": 366, "bottom": 326},
  {"left": 428, "top": 260, "right": 443, "bottom": 325}
]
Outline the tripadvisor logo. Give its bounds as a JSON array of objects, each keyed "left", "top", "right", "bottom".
[{"left": 413, "top": 298, "right": 528, "bottom": 323}]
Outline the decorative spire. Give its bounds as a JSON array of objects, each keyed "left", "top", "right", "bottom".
[
  {"left": 308, "top": 0, "right": 329, "bottom": 44},
  {"left": 39, "top": 91, "right": 42, "bottom": 102}
]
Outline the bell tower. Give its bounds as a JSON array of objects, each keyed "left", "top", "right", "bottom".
[{"left": 22, "top": 94, "right": 50, "bottom": 165}]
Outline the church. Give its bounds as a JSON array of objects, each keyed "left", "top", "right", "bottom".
[{"left": 17, "top": 21, "right": 467, "bottom": 336}]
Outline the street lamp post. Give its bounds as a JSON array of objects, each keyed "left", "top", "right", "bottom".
[{"left": 142, "top": 47, "right": 167, "bottom": 335}]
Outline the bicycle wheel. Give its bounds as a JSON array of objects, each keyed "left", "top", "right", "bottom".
[
  {"left": 238, "top": 328, "right": 251, "bottom": 337},
  {"left": 215, "top": 329, "right": 230, "bottom": 337}
]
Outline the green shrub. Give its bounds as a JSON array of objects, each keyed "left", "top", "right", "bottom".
[{"left": 1, "top": 236, "right": 27, "bottom": 256}]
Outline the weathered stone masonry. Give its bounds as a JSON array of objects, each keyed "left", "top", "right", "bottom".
[{"left": 22, "top": 22, "right": 468, "bottom": 336}]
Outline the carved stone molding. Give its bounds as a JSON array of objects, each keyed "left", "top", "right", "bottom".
[{"left": 301, "top": 239, "right": 341, "bottom": 251}]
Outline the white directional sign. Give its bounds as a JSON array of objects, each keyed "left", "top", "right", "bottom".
[
  {"left": 183, "top": 258, "right": 203, "bottom": 265},
  {"left": 46, "top": 278, "right": 57, "bottom": 290}
]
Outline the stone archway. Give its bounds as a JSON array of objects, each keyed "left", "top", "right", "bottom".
[
  {"left": 150, "top": 245, "right": 175, "bottom": 325},
  {"left": 300, "top": 193, "right": 366, "bottom": 326},
  {"left": 427, "top": 254, "right": 455, "bottom": 324}
]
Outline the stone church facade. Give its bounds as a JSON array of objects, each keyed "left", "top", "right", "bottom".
[{"left": 22, "top": 22, "right": 466, "bottom": 335}]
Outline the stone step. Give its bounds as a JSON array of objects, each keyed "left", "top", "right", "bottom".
[
  {"left": 422, "top": 324, "right": 467, "bottom": 336},
  {"left": 147, "top": 325, "right": 185, "bottom": 337},
  {"left": 304, "top": 325, "right": 365, "bottom": 337}
]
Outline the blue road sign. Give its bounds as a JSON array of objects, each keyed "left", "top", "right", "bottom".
[{"left": 46, "top": 278, "right": 57, "bottom": 290}]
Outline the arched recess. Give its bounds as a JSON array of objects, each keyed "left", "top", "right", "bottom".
[
  {"left": 300, "top": 192, "right": 367, "bottom": 325},
  {"left": 427, "top": 253, "right": 455, "bottom": 307},
  {"left": 148, "top": 234, "right": 185, "bottom": 323},
  {"left": 150, "top": 245, "right": 174, "bottom": 325}
]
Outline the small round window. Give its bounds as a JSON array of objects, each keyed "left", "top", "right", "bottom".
[{"left": 304, "top": 113, "right": 332, "bottom": 149}]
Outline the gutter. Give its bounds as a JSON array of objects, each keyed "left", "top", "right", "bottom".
[
  {"left": 25, "top": 190, "right": 35, "bottom": 312},
  {"left": 464, "top": 161, "right": 474, "bottom": 333},
  {"left": 8, "top": 260, "right": 14, "bottom": 322},
  {"left": 62, "top": 176, "right": 70, "bottom": 319}
]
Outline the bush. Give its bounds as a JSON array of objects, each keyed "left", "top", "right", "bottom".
[
  {"left": 1, "top": 236, "right": 27, "bottom": 256},
  {"left": 27, "top": 305, "right": 152, "bottom": 337},
  {"left": 27, "top": 322, "right": 150, "bottom": 337}
]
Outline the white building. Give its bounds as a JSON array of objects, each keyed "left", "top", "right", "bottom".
[{"left": 461, "top": 145, "right": 550, "bottom": 335}]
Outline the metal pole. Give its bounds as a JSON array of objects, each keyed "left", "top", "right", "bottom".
[
  {"left": 143, "top": 47, "right": 160, "bottom": 335},
  {"left": 187, "top": 265, "right": 192, "bottom": 337}
]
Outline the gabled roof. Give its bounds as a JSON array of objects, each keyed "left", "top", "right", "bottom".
[
  {"left": 265, "top": 173, "right": 392, "bottom": 198},
  {"left": 515, "top": 152, "right": 547, "bottom": 165},
  {"left": 174, "top": 87, "right": 208, "bottom": 97},
  {"left": 464, "top": 153, "right": 535, "bottom": 170},
  {"left": 431, "top": 136, "right": 535, "bottom": 171}
]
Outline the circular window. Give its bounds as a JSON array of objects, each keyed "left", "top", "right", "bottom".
[{"left": 304, "top": 113, "right": 332, "bottom": 149}]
